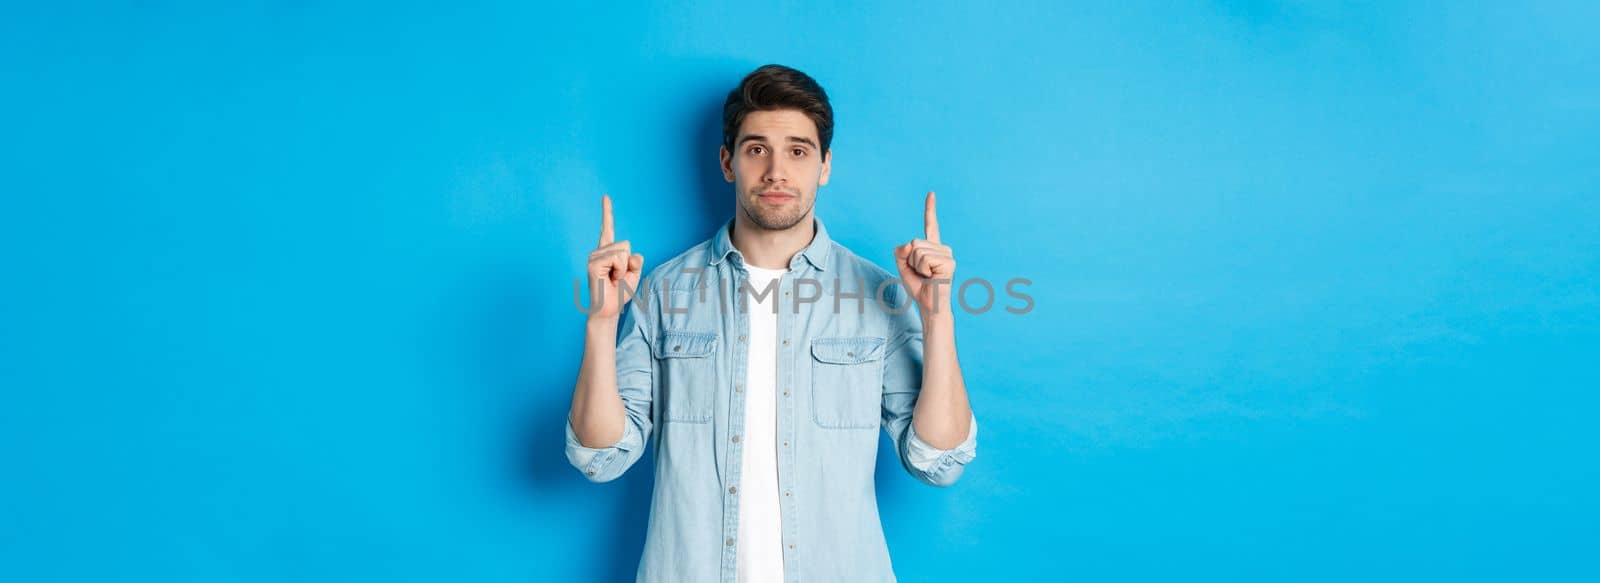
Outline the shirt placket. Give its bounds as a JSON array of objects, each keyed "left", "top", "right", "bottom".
[
  {"left": 721, "top": 267, "right": 749, "bottom": 582},
  {"left": 776, "top": 266, "right": 800, "bottom": 582}
]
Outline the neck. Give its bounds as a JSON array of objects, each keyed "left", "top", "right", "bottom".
[{"left": 731, "top": 210, "right": 815, "bottom": 270}]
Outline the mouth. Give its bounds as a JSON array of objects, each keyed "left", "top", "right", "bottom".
[{"left": 757, "top": 191, "right": 796, "bottom": 204}]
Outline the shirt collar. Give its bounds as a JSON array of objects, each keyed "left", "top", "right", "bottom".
[{"left": 709, "top": 215, "right": 832, "bottom": 272}]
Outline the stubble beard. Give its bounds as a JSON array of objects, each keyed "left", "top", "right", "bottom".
[{"left": 741, "top": 191, "right": 813, "bottom": 231}]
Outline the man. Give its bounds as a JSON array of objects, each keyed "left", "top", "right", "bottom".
[{"left": 565, "top": 64, "right": 977, "bottom": 583}]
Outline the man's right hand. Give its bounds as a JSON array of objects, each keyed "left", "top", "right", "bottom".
[{"left": 587, "top": 194, "right": 644, "bottom": 321}]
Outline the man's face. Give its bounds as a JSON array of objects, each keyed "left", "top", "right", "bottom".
[{"left": 720, "top": 109, "right": 831, "bottom": 231}]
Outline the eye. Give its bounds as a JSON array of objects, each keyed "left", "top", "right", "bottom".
[
  {"left": 791, "top": 148, "right": 806, "bottom": 157},
  {"left": 747, "top": 145, "right": 766, "bottom": 156}
]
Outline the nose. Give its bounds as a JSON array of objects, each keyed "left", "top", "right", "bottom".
[{"left": 762, "top": 158, "right": 787, "bottom": 185}]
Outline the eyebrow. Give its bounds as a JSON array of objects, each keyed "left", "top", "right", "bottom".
[{"left": 736, "top": 134, "right": 819, "bottom": 149}]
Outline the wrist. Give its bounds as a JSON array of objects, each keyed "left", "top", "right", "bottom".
[
  {"left": 586, "top": 314, "right": 620, "bottom": 331},
  {"left": 920, "top": 308, "right": 955, "bottom": 329}
]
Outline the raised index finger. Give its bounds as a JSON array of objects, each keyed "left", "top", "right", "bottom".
[
  {"left": 924, "top": 191, "right": 940, "bottom": 244},
  {"left": 599, "top": 194, "right": 614, "bottom": 246}
]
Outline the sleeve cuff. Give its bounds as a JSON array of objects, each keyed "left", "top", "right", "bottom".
[
  {"left": 564, "top": 417, "right": 638, "bottom": 478},
  {"left": 905, "top": 413, "right": 978, "bottom": 472}
]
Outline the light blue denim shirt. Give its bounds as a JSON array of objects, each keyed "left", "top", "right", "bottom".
[{"left": 565, "top": 216, "right": 978, "bottom": 582}]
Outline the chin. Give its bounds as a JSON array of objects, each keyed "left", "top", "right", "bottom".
[{"left": 745, "top": 207, "right": 808, "bottom": 231}]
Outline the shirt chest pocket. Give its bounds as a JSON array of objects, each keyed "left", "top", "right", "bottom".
[
  {"left": 809, "top": 336, "right": 886, "bottom": 429},
  {"left": 655, "top": 330, "right": 719, "bottom": 424}
]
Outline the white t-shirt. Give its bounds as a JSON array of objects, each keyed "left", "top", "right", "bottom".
[{"left": 736, "top": 264, "right": 788, "bottom": 583}]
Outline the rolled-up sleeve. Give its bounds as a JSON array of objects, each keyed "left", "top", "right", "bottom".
[
  {"left": 905, "top": 412, "right": 978, "bottom": 477},
  {"left": 564, "top": 291, "right": 655, "bottom": 483},
  {"left": 880, "top": 311, "right": 978, "bottom": 488}
]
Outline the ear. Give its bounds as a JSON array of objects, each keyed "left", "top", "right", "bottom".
[
  {"left": 719, "top": 145, "right": 735, "bottom": 183},
  {"left": 818, "top": 149, "right": 831, "bottom": 186}
]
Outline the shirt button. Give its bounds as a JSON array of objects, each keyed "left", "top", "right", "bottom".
[
  {"left": 586, "top": 470, "right": 596, "bottom": 476},
  {"left": 782, "top": 440, "right": 789, "bottom": 447},
  {"left": 735, "top": 385, "right": 743, "bottom": 392},
  {"left": 672, "top": 345, "right": 682, "bottom": 352},
  {"left": 784, "top": 490, "right": 791, "bottom": 497},
  {"left": 788, "top": 544, "right": 796, "bottom": 550},
  {"left": 782, "top": 338, "right": 790, "bottom": 346},
  {"left": 738, "top": 334, "right": 746, "bottom": 342},
  {"left": 729, "top": 486, "right": 738, "bottom": 494},
  {"left": 731, "top": 434, "right": 741, "bottom": 443},
  {"left": 727, "top": 538, "right": 736, "bottom": 546},
  {"left": 782, "top": 389, "right": 790, "bottom": 397}
]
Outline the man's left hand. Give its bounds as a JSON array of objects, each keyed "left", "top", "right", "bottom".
[{"left": 894, "top": 191, "right": 957, "bottom": 319}]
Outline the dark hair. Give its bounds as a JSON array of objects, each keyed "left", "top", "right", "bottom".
[{"left": 722, "top": 64, "right": 834, "bottom": 154}]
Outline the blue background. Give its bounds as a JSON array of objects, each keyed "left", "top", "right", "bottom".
[{"left": 3, "top": 2, "right": 1597, "bottom": 581}]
